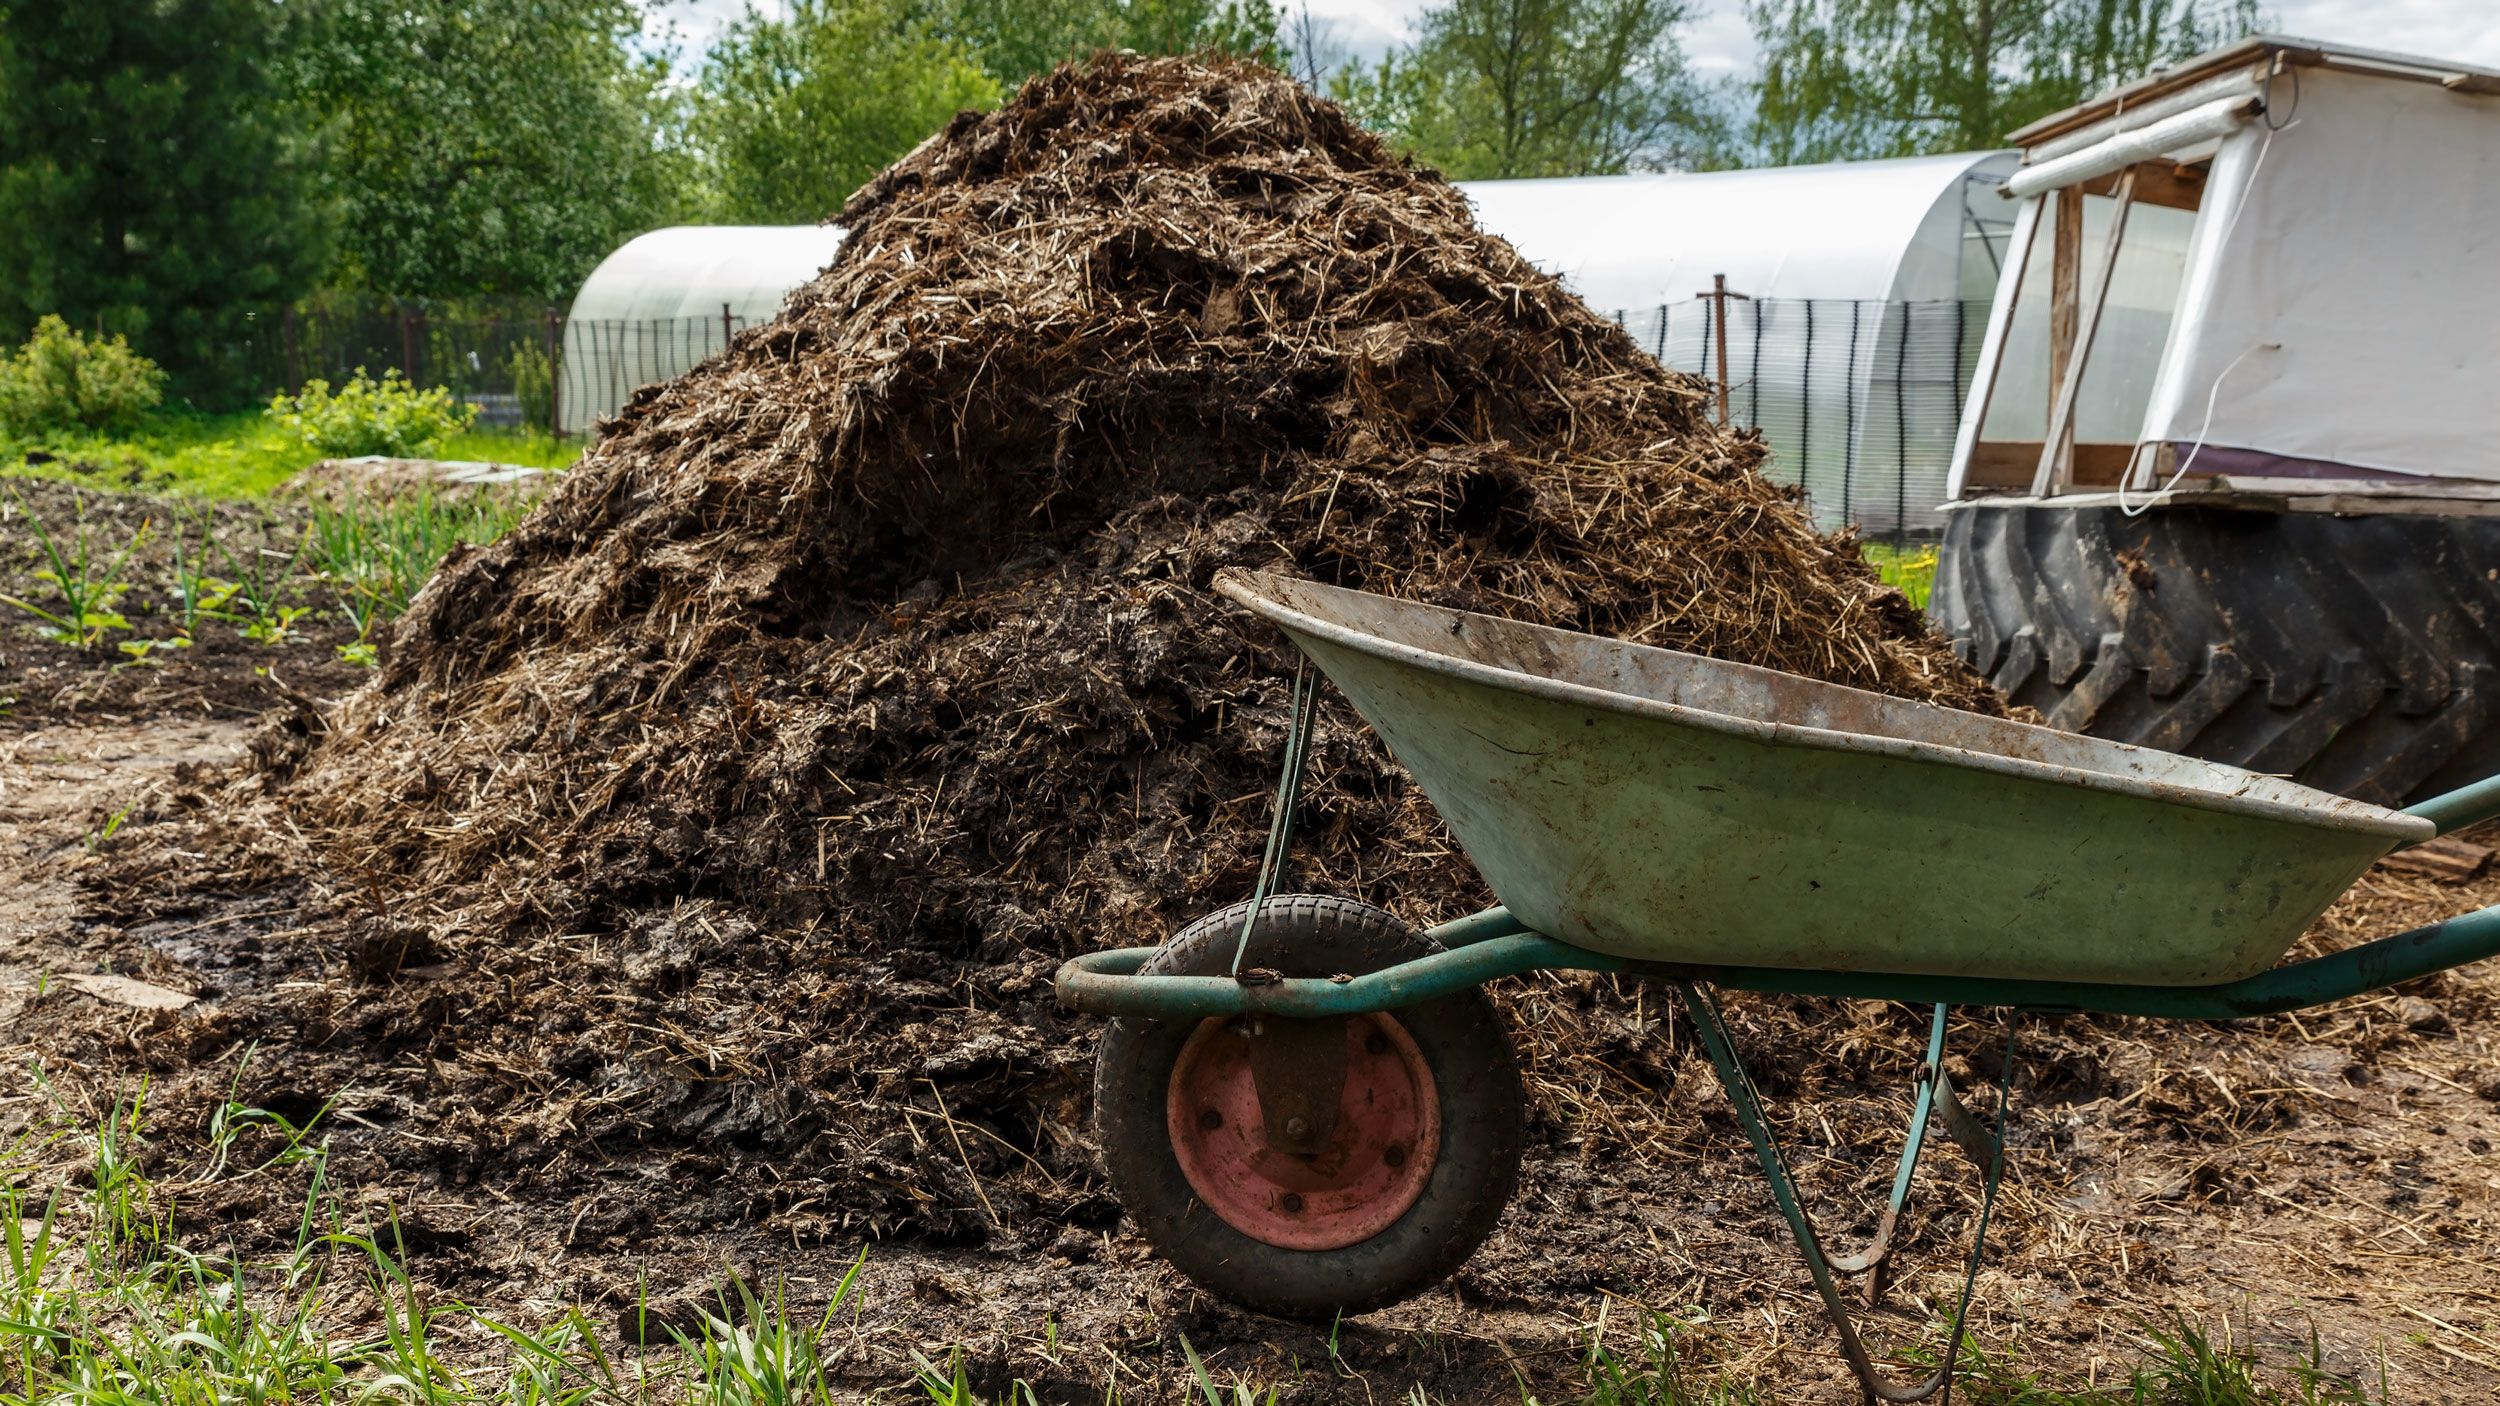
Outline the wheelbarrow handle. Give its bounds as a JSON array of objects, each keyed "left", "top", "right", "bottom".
[{"left": 2402, "top": 770, "right": 2500, "bottom": 838}]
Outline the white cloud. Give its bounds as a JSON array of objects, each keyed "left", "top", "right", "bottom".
[
  {"left": 2265, "top": 0, "right": 2500, "bottom": 66},
  {"left": 644, "top": 0, "right": 784, "bottom": 60}
]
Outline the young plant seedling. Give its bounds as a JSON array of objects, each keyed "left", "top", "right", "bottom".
[{"left": 0, "top": 491, "right": 148, "bottom": 651}]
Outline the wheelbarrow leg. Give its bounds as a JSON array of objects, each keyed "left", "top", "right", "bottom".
[
  {"left": 1824, "top": 1005, "right": 2002, "bottom": 1305},
  {"left": 1674, "top": 983, "right": 2013, "bottom": 1406}
]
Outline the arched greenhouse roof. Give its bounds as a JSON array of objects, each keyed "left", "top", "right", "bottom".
[
  {"left": 558, "top": 224, "right": 847, "bottom": 432},
  {"left": 569, "top": 224, "right": 848, "bottom": 323},
  {"left": 1458, "top": 151, "right": 2020, "bottom": 309},
  {"left": 555, "top": 155, "right": 2019, "bottom": 443}
]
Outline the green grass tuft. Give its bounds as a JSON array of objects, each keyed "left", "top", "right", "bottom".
[
  {"left": 1863, "top": 541, "right": 1941, "bottom": 612},
  {"left": 0, "top": 409, "right": 579, "bottom": 500}
]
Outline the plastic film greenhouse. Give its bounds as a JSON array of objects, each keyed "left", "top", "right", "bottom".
[
  {"left": 1462, "top": 152, "right": 2020, "bottom": 534},
  {"left": 562, "top": 153, "right": 2020, "bottom": 536}
]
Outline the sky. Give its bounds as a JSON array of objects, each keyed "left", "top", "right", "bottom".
[{"left": 652, "top": 0, "right": 2500, "bottom": 85}]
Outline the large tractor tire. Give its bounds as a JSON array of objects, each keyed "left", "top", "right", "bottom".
[{"left": 1931, "top": 500, "right": 2500, "bottom": 806}]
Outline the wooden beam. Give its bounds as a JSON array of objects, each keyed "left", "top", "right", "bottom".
[
  {"left": 2004, "top": 38, "right": 2272, "bottom": 147},
  {"left": 2035, "top": 167, "right": 2137, "bottom": 496},
  {"left": 2047, "top": 186, "right": 2082, "bottom": 483},
  {"left": 2085, "top": 160, "right": 2207, "bottom": 212},
  {"left": 1965, "top": 441, "right": 2137, "bottom": 490}
]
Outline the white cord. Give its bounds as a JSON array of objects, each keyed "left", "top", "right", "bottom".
[
  {"left": 2118, "top": 342, "right": 2272, "bottom": 516},
  {"left": 2115, "top": 115, "right": 2294, "bottom": 517}
]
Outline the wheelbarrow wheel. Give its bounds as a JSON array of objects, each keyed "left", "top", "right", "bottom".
[{"left": 1094, "top": 894, "right": 1523, "bottom": 1320}]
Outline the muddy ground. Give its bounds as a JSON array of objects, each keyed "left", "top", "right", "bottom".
[{"left": 4, "top": 485, "right": 2498, "bottom": 1403}]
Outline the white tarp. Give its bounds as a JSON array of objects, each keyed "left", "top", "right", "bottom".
[
  {"left": 2146, "top": 67, "right": 2500, "bottom": 480},
  {"left": 1458, "top": 152, "right": 2018, "bottom": 308}
]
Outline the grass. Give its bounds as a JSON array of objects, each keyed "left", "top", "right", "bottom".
[
  {"left": 0, "top": 1091, "right": 2401, "bottom": 1406},
  {"left": 0, "top": 408, "right": 580, "bottom": 499},
  {"left": 306, "top": 492, "right": 532, "bottom": 617},
  {"left": 1865, "top": 540, "right": 1941, "bottom": 610}
]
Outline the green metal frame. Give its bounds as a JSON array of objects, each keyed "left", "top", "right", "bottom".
[
  {"left": 1675, "top": 987, "right": 2012, "bottom": 1404},
  {"left": 1057, "top": 894, "right": 2500, "bottom": 1023}
]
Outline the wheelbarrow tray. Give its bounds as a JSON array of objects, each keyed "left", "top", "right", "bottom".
[{"left": 1216, "top": 570, "right": 2434, "bottom": 986}]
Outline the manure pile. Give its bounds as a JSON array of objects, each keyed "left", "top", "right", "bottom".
[{"left": 207, "top": 55, "right": 2001, "bottom": 1247}]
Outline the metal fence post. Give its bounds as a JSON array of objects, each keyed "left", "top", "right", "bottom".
[
  {"left": 1952, "top": 299, "right": 1969, "bottom": 420},
  {"left": 1844, "top": 300, "right": 1862, "bottom": 530},
  {"left": 545, "top": 308, "right": 563, "bottom": 436},
  {"left": 1894, "top": 302, "right": 1912, "bottom": 547},
  {"left": 722, "top": 301, "right": 735, "bottom": 353},
  {"left": 1749, "top": 300, "right": 1765, "bottom": 425},
  {"left": 1800, "top": 300, "right": 1815, "bottom": 507}
]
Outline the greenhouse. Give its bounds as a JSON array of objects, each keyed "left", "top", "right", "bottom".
[
  {"left": 1461, "top": 152, "right": 2021, "bottom": 533},
  {"left": 558, "top": 224, "right": 846, "bottom": 433},
  {"left": 561, "top": 154, "right": 2020, "bottom": 532}
]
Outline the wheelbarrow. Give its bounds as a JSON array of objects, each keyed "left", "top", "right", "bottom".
[{"left": 1057, "top": 569, "right": 2500, "bottom": 1402}]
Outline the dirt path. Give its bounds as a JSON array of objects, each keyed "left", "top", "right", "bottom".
[{"left": 0, "top": 717, "right": 247, "bottom": 1007}]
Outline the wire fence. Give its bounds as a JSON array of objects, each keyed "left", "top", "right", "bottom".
[
  {"left": 557, "top": 313, "right": 755, "bottom": 434},
  {"left": 202, "top": 299, "right": 564, "bottom": 428},
  {"left": 208, "top": 292, "right": 1986, "bottom": 536},
  {"left": 1619, "top": 296, "right": 1990, "bottom": 540},
  {"left": 206, "top": 299, "right": 759, "bottom": 438}
]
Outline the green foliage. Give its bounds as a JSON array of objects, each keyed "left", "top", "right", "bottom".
[
  {"left": 692, "top": 0, "right": 1298, "bottom": 224},
  {"left": 0, "top": 316, "right": 167, "bottom": 436},
  {"left": 0, "top": 491, "right": 145, "bottom": 649},
  {"left": 0, "top": 0, "right": 330, "bottom": 400},
  {"left": 695, "top": 0, "right": 1002, "bottom": 224},
  {"left": 0, "top": 409, "right": 578, "bottom": 500},
  {"left": 1331, "top": 0, "right": 1730, "bottom": 179},
  {"left": 1745, "top": 0, "right": 2265, "bottom": 162},
  {"left": 306, "top": 490, "right": 533, "bottom": 658},
  {"left": 205, "top": 519, "right": 312, "bottom": 646},
  {"left": 266, "top": 368, "right": 481, "bottom": 459},
  {"left": 1864, "top": 541, "right": 1939, "bottom": 609},
  {"left": 506, "top": 340, "right": 556, "bottom": 432},
  {"left": 296, "top": 0, "right": 694, "bottom": 299},
  {"left": 934, "top": 0, "right": 1287, "bottom": 90}
]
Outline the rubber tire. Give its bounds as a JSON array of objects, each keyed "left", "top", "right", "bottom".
[
  {"left": 1932, "top": 500, "right": 2500, "bottom": 806},
  {"left": 1093, "top": 895, "right": 1524, "bottom": 1320}
]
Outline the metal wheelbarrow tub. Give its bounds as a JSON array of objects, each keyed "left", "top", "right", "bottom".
[{"left": 1215, "top": 569, "right": 2433, "bottom": 987}]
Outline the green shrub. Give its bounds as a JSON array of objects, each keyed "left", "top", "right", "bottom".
[
  {"left": 0, "top": 315, "right": 168, "bottom": 435},
  {"left": 505, "top": 340, "right": 554, "bottom": 432},
  {"left": 264, "top": 368, "right": 478, "bottom": 458}
]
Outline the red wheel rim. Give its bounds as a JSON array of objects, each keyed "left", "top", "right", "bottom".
[{"left": 1165, "top": 1013, "right": 1441, "bottom": 1252}]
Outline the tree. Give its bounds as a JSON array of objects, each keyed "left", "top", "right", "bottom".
[
  {"left": 1281, "top": 3, "right": 1353, "bottom": 89},
  {"left": 298, "top": 0, "right": 694, "bottom": 298},
  {"left": 694, "top": 0, "right": 1000, "bottom": 224},
  {"left": 1746, "top": 0, "right": 2265, "bottom": 163},
  {"left": 0, "top": 0, "right": 330, "bottom": 398},
  {"left": 1331, "top": 0, "right": 1728, "bottom": 179},
  {"left": 931, "top": 0, "right": 1285, "bottom": 93}
]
